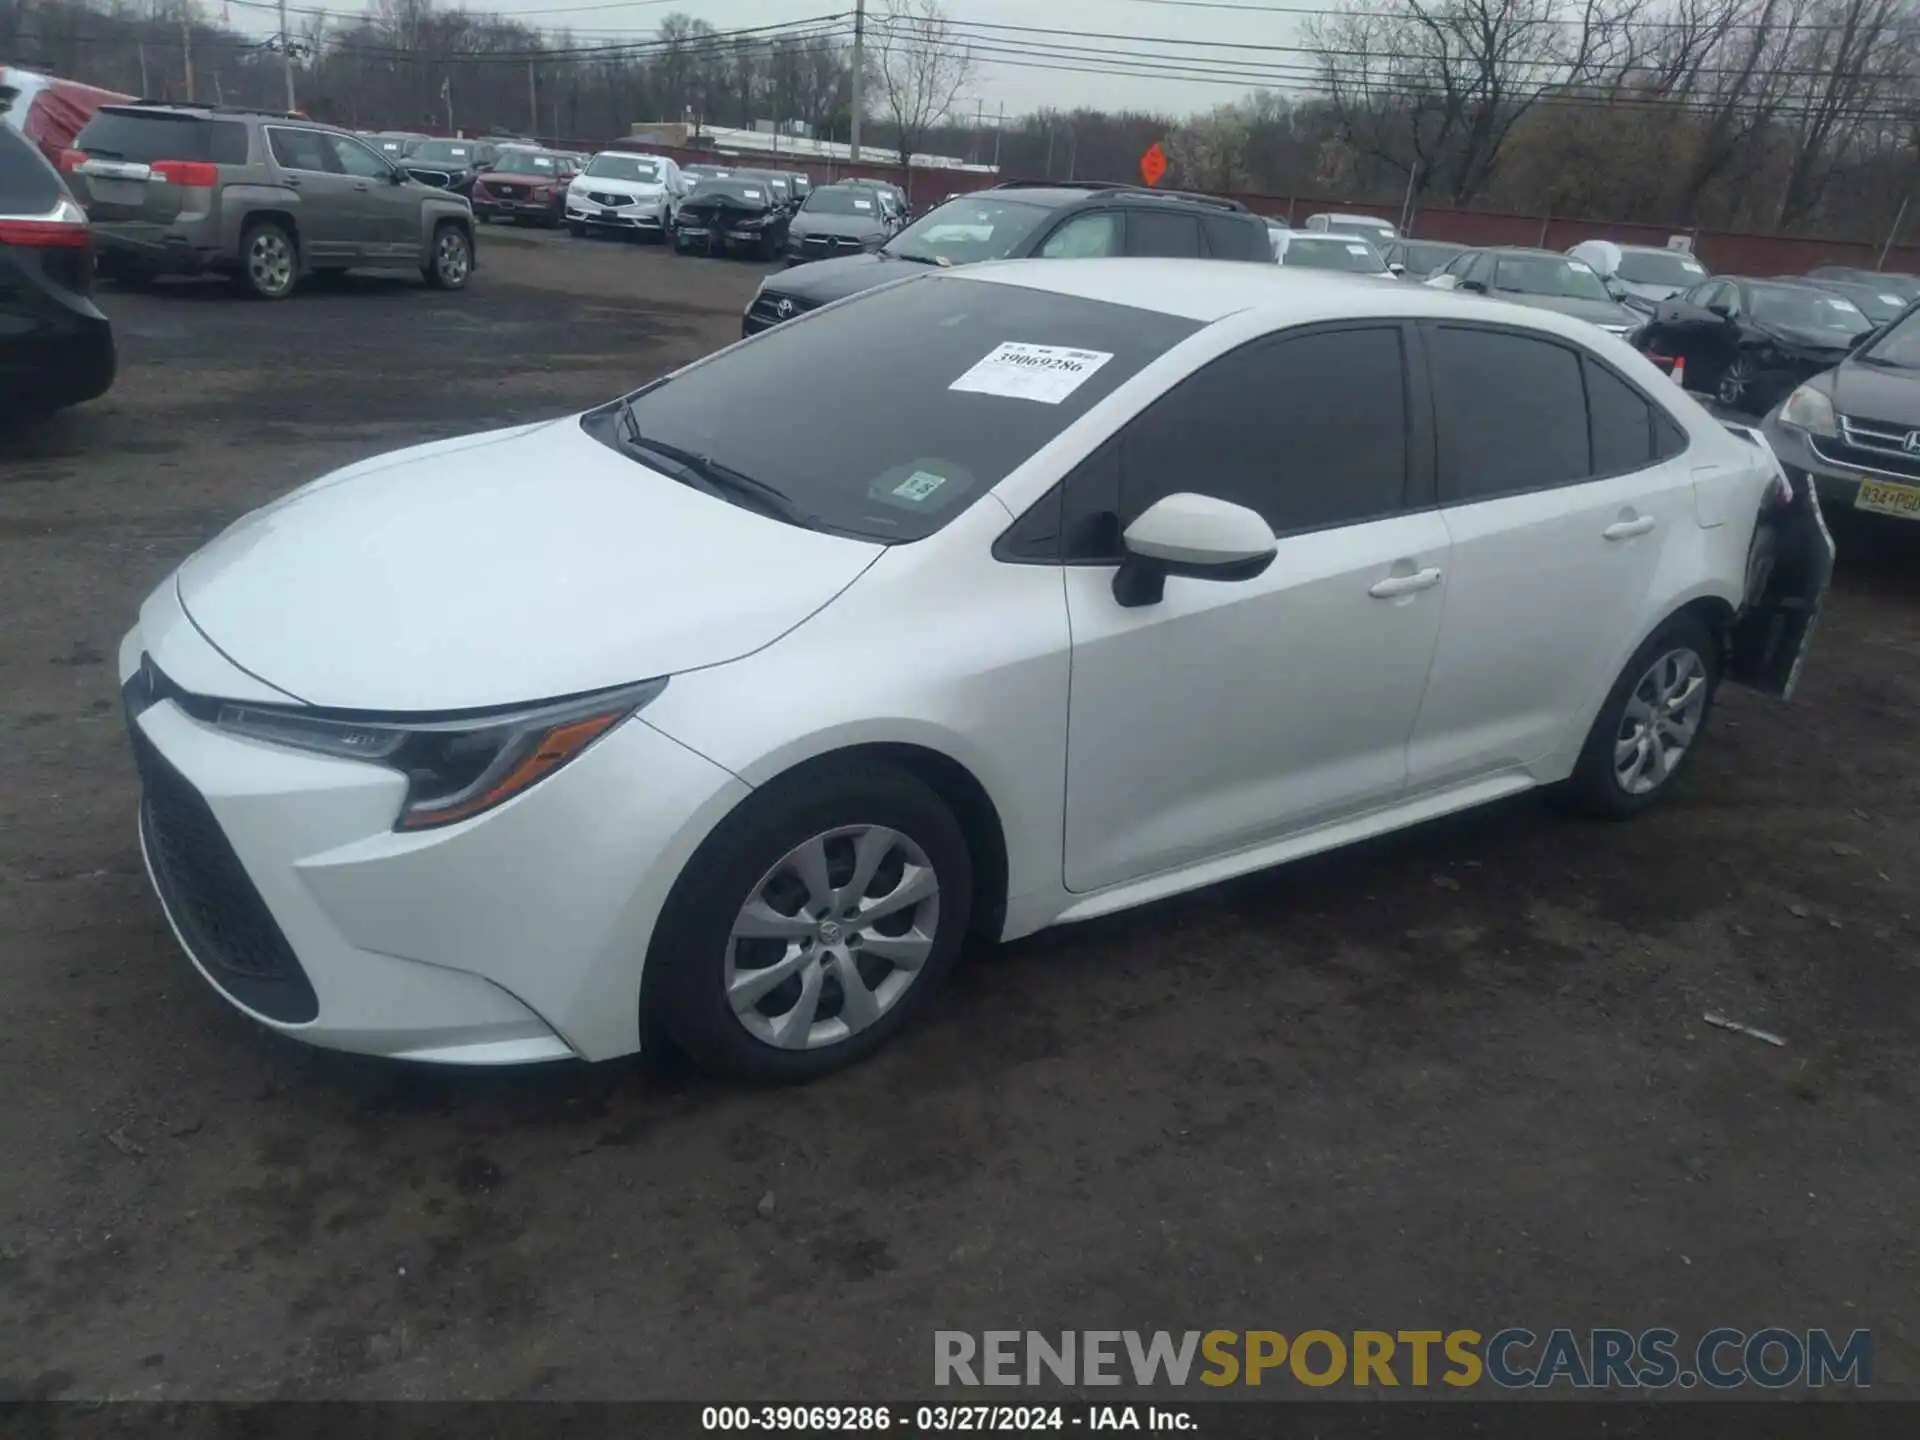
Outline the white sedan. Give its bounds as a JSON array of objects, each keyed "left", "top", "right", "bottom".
[
  {"left": 565, "top": 150, "right": 688, "bottom": 240},
  {"left": 121, "top": 262, "right": 1830, "bottom": 1081}
]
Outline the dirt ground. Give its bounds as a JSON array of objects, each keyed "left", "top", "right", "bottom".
[{"left": 2, "top": 228, "right": 1917, "bottom": 1402}]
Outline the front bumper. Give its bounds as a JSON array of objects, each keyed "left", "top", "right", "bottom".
[
  {"left": 119, "top": 605, "right": 750, "bottom": 1065},
  {"left": 1758, "top": 410, "right": 1920, "bottom": 514},
  {"left": 567, "top": 199, "right": 669, "bottom": 233},
  {"left": 476, "top": 195, "right": 562, "bottom": 221}
]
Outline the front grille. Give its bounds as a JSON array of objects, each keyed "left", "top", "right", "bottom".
[
  {"left": 491, "top": 184, "right": 524, "bottom": 198},
  {"left": 800, "top": 234, "right": 863, "bottom": 253},
  {"left": 407, "top": 169, "right": 452, "bottom": 188},
  {"left": 748, "top": 292, "right": 817, "bottom": 325},
  {"left": 1812, "top": 417, "right": 1920, "bottom": 481},
  {"left": 130, "top": 721, "right": 318, "bottom": 1024},
  {"left": 587, "top": 191, "right": 632, "bottom": 208}
]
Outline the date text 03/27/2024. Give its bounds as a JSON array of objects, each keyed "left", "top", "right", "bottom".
[{"left": 701, "top": 1407, "right": 1180, "bottom": 1432}]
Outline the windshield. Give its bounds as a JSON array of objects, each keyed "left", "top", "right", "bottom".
[
  {"left": 1283, "top": 236, "right": 1387, "bottom": 274},
  {"left": 1494, "top": 254, "right": 1612, "bottom": 301},
  {"left": 688, "top": 177, "right": 770, "bottom": 206},
  {"left": 1861, "top": 306, "right": 1920, "bottom": 366},
  {"left": 804, "top": 187, "right": 883, "bottom": 218},
  {"left": 1747, "top": 283, "right": 1872, "bottom": 336},
  {"left": 1324, "top": 218, "right": 1395, "bottom": 241},
  {"left": 594, "top": 276, "right": 1201, "bottom": 542},
  {"left": 684, "top": 165, "right": 730, "bottom": 180},
  {"left": 409, "top": 141, "right": 475, "bottom": 166},
  {"left": 887, "top": 197, "right": 1051, "bottom": 266},
  {"left": 493, "top": 150, "right": 564, "bottom": 176},
  {"left": 585, "top": 154, "right": 663, "bottom": 183},
  {"left": 370, "top": 136, "right": 418, "bottom": 157},
  {"left": 1398, "top": 242, "right": 1462, "bottom": 274},
  {"left": 1616, "top": 250, "right": 1706, "bottom": 288},
  {"left": 1809, "top": 282, "right": 1908, "bottom": 324}
]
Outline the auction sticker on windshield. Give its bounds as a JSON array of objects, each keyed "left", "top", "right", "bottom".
[
  {"left": 949, "top": 342, "right": 1115, "bottom": 405},
  {"left": 1346, "top": 243, "right": 1371, "bottom": 255}
]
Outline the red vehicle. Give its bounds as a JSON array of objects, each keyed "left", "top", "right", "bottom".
[
  {"left": 0, "top": 67, "right": 132, "bottom": 168},
  {"left": 471, "top": 148, "right": 575, "bottom": 227}
]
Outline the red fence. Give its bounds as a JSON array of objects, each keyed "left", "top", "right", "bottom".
[{"left": 540, "top": 135, "right": 1920, "bottom": 278}]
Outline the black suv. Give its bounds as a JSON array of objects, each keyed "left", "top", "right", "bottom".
[
  {"left": 1761, "top": 297, "right": 1920, "bottom": 521},
  {"left": 743, "top": 180, "right": 1271, "bottom": 336},
  {"left": 0, "top": 97, "right": 114, "bottom": 417}
]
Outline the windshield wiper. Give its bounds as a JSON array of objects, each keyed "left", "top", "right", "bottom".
[
  {"left": 616, "top": 401, "right": 817, "bottom": 528},
  {"left": 886, "top": 250, "right": 951, "bottom": 267}
]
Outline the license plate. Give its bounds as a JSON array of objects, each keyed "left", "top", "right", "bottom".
[
  {"left": 681, "top": 228, "right": 707, "bottom": 238},
  {"left": 600, "top": 209, "right": 619, "bottom": 222},
  {"left": 1855, "top": 477, "right": 1920, "bottom": 519},
  {"left": 730, "top": 231, "right": 756, "bottom": 241},
  {"left": 92, "top": 178, "right": 147, "bottom": 205}
]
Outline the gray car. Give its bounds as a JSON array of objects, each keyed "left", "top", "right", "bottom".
[
  {"left": 1429, "top": 246, "right": 1642, "bottom": 338},
  {"left": 783, "top": 182, "right": 893, "bottom": 264},
  {"left": 66, "top": 102, "right": 477, "bottom": 299}
]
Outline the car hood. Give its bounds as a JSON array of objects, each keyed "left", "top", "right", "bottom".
[
  {"left": 1820, "top": 358, "right": 1920, "bottom": 422},
  {"left": 174, "top": 420, "right": 883, "bottom": 713},
  {"left": 762, "top": 251, "right": 918, "bottom": 304},
  {"left": 790, "top": 213, "right": 889, "bottom": 241},
  {"left": 1763, "top": 324, "right": 1860, "bottom": 356},
  {"left": 572, "top": 176, "right": 668, "bottom": 199},
  {"left": 1500, "top": 291, "right": 1638, "bottom": 324}
]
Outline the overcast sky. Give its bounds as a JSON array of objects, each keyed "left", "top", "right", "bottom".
[{"left": 240, "top": 0, "right": 1310, "bottom": 121}]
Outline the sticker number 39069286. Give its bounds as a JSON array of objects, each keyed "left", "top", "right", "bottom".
[{"left": 949, "top": 342, "right": 1116, "bottom": 405}]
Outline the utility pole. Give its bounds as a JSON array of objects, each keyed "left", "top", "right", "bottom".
[
  {"left": 528, "top": 59, "right": 538, "bottom": 138},
  {"left": 849, "top": 0, "right": 865, "bottom": 163},
  {"left": 1043, "top": 123, "right": 1053, "bottom": 179},
  {"left": 992, "top": 101, "right": 1002, "bottom": 170},
  {"left": 278, "top": 0, "right": 297, "bottom": 111},
  {"left": 138, "top": 42, "right": 150, "bottom": 97},
  {"left": 181, "top": 17, "right": 194, "bottom": 102}
]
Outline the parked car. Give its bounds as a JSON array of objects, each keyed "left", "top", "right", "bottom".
[
  {"left": 1428, "top": 246, "right": 1642, "bottom": 338},
  {"left": 681, "top": 162, "right": 734, "bottom": 184},
  {"left": 783, "top": 181, "right": 894, "bottom": 264},
  {"left": 1381, "top": 238, "right": 1466, "bottom": 279},
  {"left": 784, "top": 170, "right": 813, "bottom": 203},
  {"left": 0, "top": 101, "right": 114, "bottom": 416},
  {"left": 744, "top": 181, "right": 1271, "bottom": 335},
  {"left": 672, "top": 174, "right": 790, "bottom": 259},
  {"left": 1761, "top": 297, "right": 1920, "bottom": 520},
  {"left": 736, "top": 170, "right": 794, "bottom": 212},
  {"left": 471, "top": 148, "right": 575, "bottom": 226},
  {"left": 1303, "top": 211, "right": 1399, "bottom": 245},
  {"left": 63, "top": 102, "right": 475, "bottom": 299},
  {"left": 1783, "top": 274, "right": 1912, "bottom": 326},
  {"left": 1806, "top": 266, "right": 1920, "bottom": 300},
  {"left": 117, "top": 261, "right": 1830, "bottom": 1080},
  {"left": 566, "top": 150, "right": 687, "bottom": 240},
  {"left": 844, "top": 178, "right": 909, "bottom": 227},
  {"left": 1270, "top": 229, "right": 1396, "bottom": 278},
  {"left": 1, "top": 65, "right": 131, "bottom": 167},
  {"left": 1634, "top": 276, "right": 1876, "bottom": 413},
  {"left": 364, "top": 130, "right": 429, "bottom": 162},
  {"left": 1566, "top": 240, "right": 1708, "bottom": 312},
  {"left": 402, "top": 137, "right": 501, "bottom": 197}
]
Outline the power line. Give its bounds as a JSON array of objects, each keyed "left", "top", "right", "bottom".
[{"left": 1086, "top": 0, "right": 1909, "bottom": 33}]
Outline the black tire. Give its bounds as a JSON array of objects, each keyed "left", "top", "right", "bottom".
[
  {"left": 1552, "top": 611, "right": 1721, "bottom": 820},
  {"left": 476, "top": 211, "right": 493, "bottom": 224},
  {"left": 100, "top": 257, "right": 158, "bottom": 290},
  {"left": 309, "top": 267, "right": 350, "bottom": 288},
  {"left": 567, "top": 221, "right": 587, "bottom": 238},
  {"left": 647, "top": 760, "right": 973, "bottom": 1083},
  {"left": 422, "top": 223, "right": 472, "bottom": 291},
  {"left": 234, "top": 220, "right": 298, "bottom": 300}
]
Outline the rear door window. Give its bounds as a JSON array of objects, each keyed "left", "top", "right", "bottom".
[
  {"left": 1038, "top": 211, "right": 1121, "bottom": 259},
  {"left": 0, "top": 126, "right": 64, "bottom": 213},
  {"left": 1126, "top": 210, "right": 1203, "bottom": 258},
  {"left": 268, "top": 128, "right": 336, "bottom": 174},
  {"left": 74, "top": 111, "right": 248, "bottom": 165},
  {"left": 1428, "top": 325, "right": 1591, "bottom": 502}
]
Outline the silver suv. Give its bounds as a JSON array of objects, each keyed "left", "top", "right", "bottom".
[{"left": 64, "top": 103, "right": 476, "bottom": 299}]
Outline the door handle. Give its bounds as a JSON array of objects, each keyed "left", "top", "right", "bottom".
[
  {"left": 1604, "top": 515, "right": 1657, "bottom": 541},
  {"left": 353, "top": 182, "right": 371, "bottom": 192},
  {"left": 284, "top": 176, "right": 301, "bottom": 188},
  {"left": 1369, "top": 567, "right": 1443, "bottom": 599}
]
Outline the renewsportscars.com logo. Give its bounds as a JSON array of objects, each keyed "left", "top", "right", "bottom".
[{"left": 933, "top": 1328, "right": 1873, "bottom": 1390}]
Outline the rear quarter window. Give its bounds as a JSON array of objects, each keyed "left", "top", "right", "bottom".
[
  {"left": 1201, "top": 213, "right": 1266, "bottom": 261},
  {"left": 74, "top": 111, "right": 249, "bottom": 165},
  {"left": 0, "top": 126, "right": 64, "bottom": 213}
]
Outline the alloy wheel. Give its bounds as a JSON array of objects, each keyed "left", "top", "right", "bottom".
[
  {"left": 436, "top": 230, "right": 471, "bottom": 286},
  {"left": 1718, "top": 357, "right": 1754, "bottom": 407},
  {"left": 723, "top": 826, "right": 940, "bottom": 1051},
  {"left": 248, "top": 231, "right": 293, "bottom": 296},
  {"left": 1614, "top": 647, "right": 1708, "bottom": 796}
]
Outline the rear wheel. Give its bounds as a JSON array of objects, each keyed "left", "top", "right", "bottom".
[
  {"left": 567, "top": 221, "right": 587, "bottom": 238},
  {"left": 99, "top": 256, "right": 158, "bottom": 290},
  {"left": 648, "top": 761, "right": 972, "bottom": 1082},
  {"left": 235, "top": 221, "right": 298, "bottom": 300},
  {"left": 1718, "top": 354, "right": 1758, "bottom": 410},
  {"left": 1553, "top": 613, "right": 1720, "bottom": 819},
  {"left": 423, "top": 223, "right": 472, "bottom": 290}
]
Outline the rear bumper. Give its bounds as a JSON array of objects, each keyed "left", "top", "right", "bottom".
[
  {"left": 92, "top": 222, "right": 222, "bottom": 275},
  {"left": 0, "top": 306, "right": 115, "bottom": 414}
]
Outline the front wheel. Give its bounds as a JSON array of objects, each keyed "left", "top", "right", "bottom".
[
  {"left": 1553, "top": 613, "right": 1720, "bottom": 819},
  {"left": 1717, "top": 354, "right": 1758, "bottom": 410},
  {"left": 567, "top": 221, "right": 586, "bottom": 238},
  {"left": 423, "top": 224, "right": 472, "bottom": 290},
  {"left": 648, "top": 761, "right": 973, "bottom": 1082}
]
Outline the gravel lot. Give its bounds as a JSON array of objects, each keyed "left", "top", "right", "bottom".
[{"left": 1, "top": 228, "right": 1917, "bottom": 1401}]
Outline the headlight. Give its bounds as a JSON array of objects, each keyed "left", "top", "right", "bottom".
[
  {"left": 214, "top": 678, "right": 665, "bottom": 831},
  {"left": 1778, "top": 383, "right": 1838, "bottom": 437}
]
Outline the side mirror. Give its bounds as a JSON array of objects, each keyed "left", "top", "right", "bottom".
[
  {"left": 387, "top": 167, "right": 408, "bottom": 185},
  {"left": 1708, "top": 301, "right": 1734, "bottom": 319},
  {"left": 1458, "top": 278, "right": 1487, "bottom": 294},
  {"left": 1388, "top": 262, "right": 1407, "bottom": 277},
  {"left": 1112, "top": 493, "right": 1278, "bottom": 609}
]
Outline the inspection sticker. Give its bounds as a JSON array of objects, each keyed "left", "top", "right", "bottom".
[
  {"left": 892, "top": 470, "right": 949, "bottom": 502},
  {"left": 1346, "top": 242, "right": 1371, "bottom": 255},
  {"left": 949, "top": 342, "right": 1115, "bottom": 404}
]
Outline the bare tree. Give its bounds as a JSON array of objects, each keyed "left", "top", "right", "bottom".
[{"left": 869, "top": 0, "right": 975, "bottom": 169}]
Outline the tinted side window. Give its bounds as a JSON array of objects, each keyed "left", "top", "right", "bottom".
[
  {"left": 1201, "top": 213, "right": 1262, "bottom": 261},
  {"left": 1127, "top": 210, "right": 1203, "bottom": 258},
  {"left": 269, "top": 128, "right": 334, "bottom": 173},
  {"left": 73, "top": 112, "right": 246, "bottom": 165},
  {"left": 1428, "top": 326, "right": 1589, "bottom": 502},
  {"left": 1584, "top": 358, "right": 1654, "bottom": 474},
  {"left": 1120, "top": 327, "right": 1409, "bottom": 537},
  {"left": 1654, "top": 409, "right": 1689, "bottom": 460},
  {"left": 0, "top": 126, "right": 64, "bottom": 212},
  {"left": 1038, "top": 211, "right": 1121, "bottom": 259},
  {"left": 1465, "top": 253, "right": 1497, "bottom": 286}
]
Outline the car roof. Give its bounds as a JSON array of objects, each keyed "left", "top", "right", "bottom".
[
  {"left": 1480, "top": 246, "right": 1569, "bottom": 258},
  {"left": 951, "top": 258, "right": 1629, "bottom": 337},
  {"left": 1312, "top": 211, "right": 1394, "bottom": 223}
]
